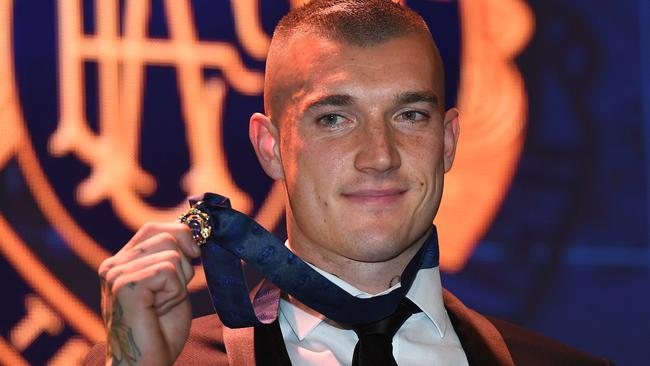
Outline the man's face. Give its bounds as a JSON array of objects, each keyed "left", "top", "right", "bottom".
[{"left": 255, "top": 33, "right": 459, "bottom": 266}]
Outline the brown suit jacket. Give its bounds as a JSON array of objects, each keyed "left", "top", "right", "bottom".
[{"left": 85, "top": 290, "right": 614, "bottom": 365}]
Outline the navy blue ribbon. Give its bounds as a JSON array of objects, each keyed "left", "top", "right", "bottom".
[{"left": 192, "top": 192, "right": 439, "bottom": 328}]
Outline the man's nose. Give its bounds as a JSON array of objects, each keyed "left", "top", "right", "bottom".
[{"left": 354, "top": 120, "right": 401, "bottom": 175}]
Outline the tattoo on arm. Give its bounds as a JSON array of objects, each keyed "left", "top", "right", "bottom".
[{"left": 108, "top": 299, "right": 142, "bottom": 365}]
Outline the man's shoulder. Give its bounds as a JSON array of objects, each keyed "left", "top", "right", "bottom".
[
  {"left": 486, "top": 315, "right": 614, "bottom": 366},
  {"left": 442, "top": 289, "right": 613, "bottom": 366}
]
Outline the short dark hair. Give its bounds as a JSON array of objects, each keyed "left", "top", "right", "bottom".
[
  {"left": 273, "top": 0, "right": 431, "bottom": 47},
  {"left": 264, "top": 0, "right": 441, "bottom": 119}
]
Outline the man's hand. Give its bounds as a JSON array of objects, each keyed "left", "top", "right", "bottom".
[{"left": 98, "top": 222, "right": 201, "bottom": 366}]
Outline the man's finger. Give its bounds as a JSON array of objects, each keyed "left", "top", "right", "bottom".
[
  {"left": 121, "top": 222, "right": 201, "bottom": 259},
  {"left": 111, "top": 261, "right": 188, "bottom": 322},
  {"left": 103, "top": 233, "right": 195, "bottom": 284},
  {"left": 105, "top": 250, "right": 188, "bottom": 298}
]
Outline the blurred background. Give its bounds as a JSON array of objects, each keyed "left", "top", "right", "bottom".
[{"left": 0, "top": 0, "right": 647, "bottom": 364}]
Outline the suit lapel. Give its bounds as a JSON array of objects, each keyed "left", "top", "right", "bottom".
[{"left": 443, "top": 289, "right": 514, "bottom": 366}]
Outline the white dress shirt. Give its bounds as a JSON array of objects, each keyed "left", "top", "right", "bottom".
[{"left": 278, "top": 260, "right": 470, "bottom": 366}]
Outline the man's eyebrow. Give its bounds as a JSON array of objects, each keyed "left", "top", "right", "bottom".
[
  {"left": 395, "top": 91, "right": 439, "bottom": 108},
  {"left": 304, "top": 94, "right": 354, "bottom": 111}
]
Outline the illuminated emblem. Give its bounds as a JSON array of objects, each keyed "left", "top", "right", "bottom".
[{"left": 0, "top": 0, "right": 532, "bottom": 363}]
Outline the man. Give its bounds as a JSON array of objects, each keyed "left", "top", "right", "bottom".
[{"left": 85, "top": 1, "right": 613, "bottom": 365}]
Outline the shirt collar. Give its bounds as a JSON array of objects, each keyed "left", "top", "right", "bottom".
[{"left": 279, "top": 245, "right": 447, "bottom": 341}]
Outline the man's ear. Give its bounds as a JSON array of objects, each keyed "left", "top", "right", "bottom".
[
  {"left": 249, "top": 112, "right": 284, "bottom": 180},
  {"left": 442, "top": 108, "right": 460, "bottom": 173}
]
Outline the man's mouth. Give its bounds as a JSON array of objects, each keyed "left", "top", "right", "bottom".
[{"left": 341, "top": 188, "right": 408, "bottom": 205}]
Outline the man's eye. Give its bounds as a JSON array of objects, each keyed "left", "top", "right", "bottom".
[
  {"left": 318, "top": 114, "right": 346, "bottom": 126},
  {"left": 398, "top": 110, "right": 428, "bottom": 122}
]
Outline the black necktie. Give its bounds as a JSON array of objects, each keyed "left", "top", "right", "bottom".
[{"left": 351, "top": 298, "right": 422, "bottom": 366}]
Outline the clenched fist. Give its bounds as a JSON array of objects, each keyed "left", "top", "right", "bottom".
[{"left": 98, "top": 222, "right": 201, "bottom": 366}]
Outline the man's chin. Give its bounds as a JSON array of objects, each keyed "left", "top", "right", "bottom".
[
  {"left": 339, "top": 228, "right": 414, "bottom": 262},
  {"left": 345, "top": 245, "right": 413, "bottom": 264}
]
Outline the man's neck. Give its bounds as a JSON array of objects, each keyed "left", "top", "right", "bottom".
[{"left": 286, "top": 230, "right": 430, "bottom": 294}]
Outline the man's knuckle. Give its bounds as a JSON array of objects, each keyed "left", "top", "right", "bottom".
[
  {"left": 158, "top": 261, "right": 177, "bottom": 275},
  {"left": 105, "top": 267, "right": 124, "bottom": 287},
  {"left": 167, "top": 249, "right": 182, "bottom": 262},
  {"left": 111, "top": 277, "right": 127, "bottom": 293},
  {"left": 157, "top": 232, "right": 177, "bottom": 245},
  {"left": 98, "top": 258, "right": 114, "bottom": 278},
  {"left": 156, "top": 249, "right": 179, "bottom": 265},
  {"left": 170, "top": 275, "right": 187, "bottom": 296},
  {"left": 140, "top": 221, "right": 155, "bottom": 233},
  {"left": 141, "top": 221, "right": 166, "bottom": 236},
  {"left": 130, "top": 243, "right": 146, "bottom": 255}
]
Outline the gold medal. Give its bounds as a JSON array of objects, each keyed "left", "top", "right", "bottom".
[{"left": 179, "top": 202, "right": 212, "bottom": 246}]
